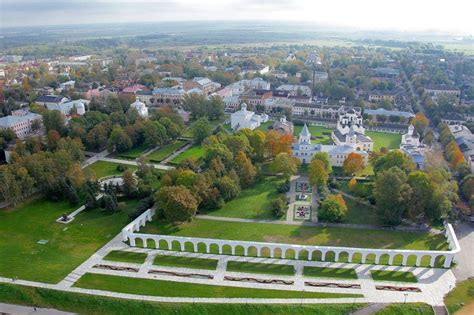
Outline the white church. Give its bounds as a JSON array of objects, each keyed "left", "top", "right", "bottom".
[
  {"left": 130, "top": 97, "right": 149, "bottom": 118},
  {"left": 230, "top": 103, "right": 268, "bottom": 131},
  {"left": 331, "top": 109, "right": 374, "bottom": 152},
  {"left": 292, "top": 124, "right": 368, "bottom": 167}
]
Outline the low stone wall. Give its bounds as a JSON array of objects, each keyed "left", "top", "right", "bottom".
[{"left": 122, "top": 209, "right": 460, "bottom": 269}]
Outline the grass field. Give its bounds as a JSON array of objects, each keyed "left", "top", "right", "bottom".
[
  {"left": 85, "top": 161, "right": 137, "bottom": 179},
  {"left": 0, "top": 283, "right": 365, "bottom": 315},
  {"left": 303, "top": 267, "right": 358, "bottom": 280},
  {"left": 444, "top": 278, "right": 474, "bottom": 314},
  {"left": 153, "top": 255, "right": 218, "bottom": 270},
  {"left": 103, "top": 250, "right": 148, "bottom": 264},
  {"left": 75, "top": 273, "right": 360, "bottom": 299},
  {"left": 0, "top": 197, "right": 139, "bottom": 283},
  {"left": 202, "top": 176, "right": 286, "bottom": 219},
  {"left": 147, "top": 140, "right": 188, "bottom": 162},
  {"left": 344, "top": 198, "right": 378, "bottom": 225},
  {"left": 117, "top": 144, "right": 148, "bottom": 159},
  {"left": 375, "top": 303, "right": 434, "bottom": 315},
  {"left": 370, "top": 270, "right": 418, "bottom": 283},
  {"left": 170, "top": 144, "right": 205, "bottom": 165},
  {"left": 366, "top": 131, "right": 402, "bottom": 151},
  {"left": 141, "top": 218, "right": 448, "bottom": 260},
  {"left": 226, "top": 261, "right": 295, "bottom": 276},
  {"left": 294, "top": 124, "right": 333, "bottom": 144},
  {"left": 257, "top": 121, "right": 273, "bottom": 132}
]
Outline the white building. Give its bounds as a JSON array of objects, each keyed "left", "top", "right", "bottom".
[
  {"left": 332, "top": 109, "right": 373, "bottom": 152},
  {"left": 130, "top": 97, "right": 149, "bottom": 118},
  {"left": 0, "top": 109, "right": 42, "bottom": 139},
  {"left": 292, "top": 124, "right": 368, "bottom": 166},
  {"left": 230, "top": 103, "right": 268, "bottom": 131},
  {"left": 59, "top": 80, "right": 75, "bottom": 90},
  {"left": 400, "top": 124, "right": 427, "bottom": 169},
  {"left": 277, "top": 84, "right": 312, "bottom": 97},
  {"left": 47, "top": 99, "right": 88, "bottom": 116}
]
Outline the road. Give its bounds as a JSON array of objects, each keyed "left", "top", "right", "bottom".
[{"left": 0, "top": 302, "right": 74, "bottom": 315}]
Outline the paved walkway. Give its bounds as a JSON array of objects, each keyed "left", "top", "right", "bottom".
[
  {"left": 349, "top": 303, "right": 388, "bottom": 315},
  {"left": 452, "top": 222, "right": 474, "bottom": 281},
  {"left": 0, "top": 302, "right": 74, "bottom": 315}
]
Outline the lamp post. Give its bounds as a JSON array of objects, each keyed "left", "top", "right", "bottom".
[{"left": 404, "top": 293, "right": 408, "bottom": 304}]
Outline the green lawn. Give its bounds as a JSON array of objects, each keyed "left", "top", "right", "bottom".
[
  {"left": 344, "top": 198, "right": 378, "bottom": 225},
  {"left": 303, "top": 267, "right": 358, "bottom": 280},
  {"left": 117, "top": 144, "right": 149, "bottom": 160},
  {"left": 226, "top": 261, "right": 295, "bottom": 276},
  {"left": 103, "top": 250, "right": 148, "bottom": 264},
  {"left": 147, "top": 140, "right": 188, "bottom": 162},
  {"left": 375, "top": 303, "right": 434, "bottom": 315},
  {"left": 84, "top": 161, "right": 137, "bottom": 179},
  {"left": 74, "top": 273, "right": 359, "bottom": 299},
  {"left": 0, "top": 197, "right": 139, "bottom": 283},
  {"left": 294, "top": 124, "right": 333, "bottom": 144},
  {"left": 370, "top": 270, "right": 418, "bottom": 283},
  {"left": 141, "top": 218, "right": 448, "bottom": 262},
  {"left": 366, "top": 131, "right": 402, "bottom": 151},
  {"left": 170, "top": 144, "right": 205, "bottom": 165},
  {"left": 202, "top": 176, "right": 286, "bottom": 219},
  {"left": 0, "top": 283, "right": 365, "bottom": 315},
  {"left": 444, "top": 278, "right": 474, "bottom": 314},
  {"left": 153, "top": 255, "right": 218, "bottom": 270}
]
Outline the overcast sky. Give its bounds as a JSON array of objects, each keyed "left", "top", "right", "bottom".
[{"left": 1, "top": 0, "right": 473, "bottom": 35}]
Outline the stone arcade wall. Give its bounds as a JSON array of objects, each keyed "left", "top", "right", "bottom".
[{"left": 122, "top": 209, "right": 460, "bottom": 268}]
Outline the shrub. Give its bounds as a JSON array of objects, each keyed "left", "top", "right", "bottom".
[
  {"left": 318, "top": 193, "right": 348, "bottom": 222},
  {"left": 272, "top": 196, "right": 287, "bottom": 217}
]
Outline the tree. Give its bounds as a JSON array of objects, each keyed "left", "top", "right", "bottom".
[
  {"left": 192, "top": 117, "right": 212, "bottom": 144},
  {"left": 42, "top": 110, "right": 65, "bottom": 134},
  {"left": 318, "top": 193, "right": 348, "bottom": 222},
  {"left": 234, "top": 151, "right": 256, "bottom": 187},
  {"left": 424, "top": 129, "right": 434, "bottom": 146},
  {"left": 461, "top": 175, "right": 474, "bottom": 201},
  {"left": 312, "top": 152, "right": 332, "bottom": 173},
  {"left": 176, "top": 169, "right": 198, "bottom": 188},
  {"left": 412, "top": 112, "right": 429, "bottom": 136},
  {"left": 272, "top": 196, "right": 287, "bottom": 217},
  {"left": 122, "top": 169, "right": 137, "bottom": 197},
  {"left": 0, "top": 165, "right": 22, "bottom": 207},
  {"left": 308, "top": 159, "right": 328, "bottom": 189},
  {"left": 343, "top": 153, "right": 364, "bottom": 175},
  {"left": 143, "top": 120, "right": 167, "bottom": 147},
  {"left": 374, "top": 167, "right": 412, "bottom": 225},
  {"left": 155, "top": 186, "right": 198, "bottom": 222},
  {"left": 216, "top": 175, "right": 241, "bottom": 201},
  {"left": 271, "top": 152, "right": 300, "bottom": 177},
  {"left": 264, "top": 130, "right": 293, "bottom": 157},
  {"left": 373, "top": 150, "right": 414, "bottom": 174},
  {"left": 407, "top": 171, "right": 434, "bottom": 220},
  {"left": 47, "top": 129, "right": 61, "bottom": 151},
  {"left": 348, "top": 177, "right": 357, "bottom": 192},
  {"left": 103, "top": 193, "right": 118, "bottom": 213},
  {"left": 107, "top": 125, "right": 132, "bottom": 153}
]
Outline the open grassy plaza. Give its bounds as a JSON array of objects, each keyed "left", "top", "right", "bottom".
[
  {"left": 0, "top": 197, "right": 139, "bottom": 283},
  {"left": 147, "top": 140, "right": 189, "bottom": 162},
  {"left": 0, "top": 283, "right": 366, "bottom": 315},
  {"left": 444, "top": 278, "right": 474, "bottom": 314},
  {"left": 366, "top": 131, "right": 402, "bottom": 151},
  {"left": 202, "top": 176, "right": 287, "bottom": 219},
  {"left": 85, "top": 161, "right": 137, "bottom": 179},
  {"left": 74, "top": 273, "right": 360, "bottom": 299}
]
